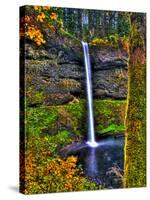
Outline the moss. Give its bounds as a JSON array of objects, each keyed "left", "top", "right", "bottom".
[
  {"left": 51, "top": 130, "right": 72, "bottom": 146},
  {"left": 44, "top": 130, "right": 73, "bottom": 153},
  {"left": 57, "top": 106, "right": 80, "bottom": 134},
  {"left": 34, "top": 91, "right": 44, "bottom": 102},
  {"left": 65, "top": 99, "right": 126, "bottom": 136},
  {"left": 26, "top": 106, "right": 58, "bottom": 136},
  {"left": 26, "top": 99, "right": 126, "bottom": 139},
  {"left": 124, "top": 13, "right": 146, "bottom": 188},
  {"left": 98, "top": 124, "right": 125, "bottom": 134},
  {"left": 94, "top": 100, "right": 126, "bottom": 135},
  {"left": 26, "top": 86, "right": 45, "bottom": 106},
  {"left": 64, "top": 100, "right": 87, "bottom": 136},
  {"left": 64, "top": 100, "right": 86, "bottom": 120}
]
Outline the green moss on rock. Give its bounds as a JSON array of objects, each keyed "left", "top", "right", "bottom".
[
  {"left": 26, "top": 99, "right": 126, "bottom": 140},
  {"left": 124, "top": 13, "right": 146, "bottom": 188},
  {"left": 94, "top": 100, "right": 126, "bottom": 135},
  {"left": 26, "top": 106, "right": 58, "bottom": 136},
  {"left": 98, "top": 124, "right": 125, "bottom": 134}
]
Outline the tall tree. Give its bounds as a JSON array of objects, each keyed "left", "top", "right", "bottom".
[
  {"left": 124, "top": 13, "right": 146, "bottom": 187},
  {"left": 77, "top": 9, "right": 82, "bottom": 38},
  {"left": 117, "top": 12, "right": 130, "bottom": 36}
]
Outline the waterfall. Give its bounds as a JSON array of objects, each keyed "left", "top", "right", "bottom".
[{"left": 82, "top": 41, "right": 98, "bottom": 147}]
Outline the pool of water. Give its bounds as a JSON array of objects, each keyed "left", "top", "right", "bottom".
[{"left": 68, "top": 136, "right": 124, "bottom": 188}]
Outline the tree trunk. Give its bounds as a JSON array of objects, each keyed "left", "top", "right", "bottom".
[
  {"left": 77, "top": 9, "right": 82, "bottom": 38},
  {"left": 124, "top": 13, "right": 146, "bottom": 188}
]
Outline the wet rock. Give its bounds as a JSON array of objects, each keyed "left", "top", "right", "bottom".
[
  {"left": 41, "top": 64, "right": 84, "bottom": 80},
  {"left": 93, "top": 59, "right": 127, "bottom": 70},
  {"left": 44, "top": 93, "right": 74, "bottom": 105},
  {"left": 45, "top": 78, "right": 82, "bottom": 94},
  {"left": 25, "top": 44, "right": 51, "bottom": 60},
  {"left": 93, "top": 68, "right": 128, "bottom": 99},
  {"left": 25, "top": 42, "right": 128, "bottom": 104}
]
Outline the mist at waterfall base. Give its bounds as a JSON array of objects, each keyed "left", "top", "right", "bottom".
[
  {"left": 67, "top": 42, "right": 124, "bottom": 188},
  {"left": 70, "top": 136, "right": 124, "bottom": 188}
]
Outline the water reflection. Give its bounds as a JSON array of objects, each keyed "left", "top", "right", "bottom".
[
  {"left": 86, "top": 147, "right": 98, "bottom": 177},
  {"left": 70, "top": 136, "right": 124, "bottom": 188}
]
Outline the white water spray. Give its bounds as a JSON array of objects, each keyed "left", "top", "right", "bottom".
[{"left": 82, "top": 41, "right": 98, "bottom": 147}]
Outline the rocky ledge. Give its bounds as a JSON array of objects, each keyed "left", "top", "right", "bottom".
[{"left": 24, "top": 43, "right": 128, "bottom": 106}]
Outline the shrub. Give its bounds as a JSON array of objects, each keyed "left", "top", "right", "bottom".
[
  {"left": 91, "top": 34, "right": 129, "bottom": 49},
  {"left": 20, "top": 6, "right": 63, "bottom": 46},
  {"left": 23, "top": 137, "right": 98, "bottom": 194}
]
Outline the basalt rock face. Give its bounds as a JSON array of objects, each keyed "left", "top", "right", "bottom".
[
  {"left": 91, "top": 46, "right": 128, "bottom": 100},
  {"left": 25, "top": 43, "right": 128, "bottom": 106}
]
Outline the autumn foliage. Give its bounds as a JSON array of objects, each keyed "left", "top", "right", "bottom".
[
  {"left": 20, "top": 136, "right": 98, "bottom": 194},
  {"left": 20, "top": 6, "right": 63, "bottom": 46},
  {"left": 91, "top": 35, "right": 129, "bottom": 50}
]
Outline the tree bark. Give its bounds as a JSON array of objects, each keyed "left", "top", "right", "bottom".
[{"left": 124, "top": 13, "right": 146, "bottom": 187}]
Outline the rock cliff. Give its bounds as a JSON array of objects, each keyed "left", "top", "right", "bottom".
[{"left": 25, "top": 42, "right": 128, "bottom": 106}]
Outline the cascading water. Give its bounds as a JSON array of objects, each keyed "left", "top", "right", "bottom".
[{"left": 82, "top": 41, "right": 98, "bottom": 147}]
